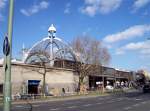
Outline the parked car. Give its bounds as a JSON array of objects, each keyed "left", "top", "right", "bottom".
[
  {"left": 106, "top": 85, "right": 114, "bottom": 91},
  {"left": 143, "top": 84, "right": 150, "bottom": 93}
]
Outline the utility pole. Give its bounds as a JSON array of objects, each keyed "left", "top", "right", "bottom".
[{"left": 3, "top": 0, "right": 14, "bottom": 111}]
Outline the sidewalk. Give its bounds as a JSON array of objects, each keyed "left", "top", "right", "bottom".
[
  {"left": 0, "top": 89, "right": 140, "bottom": 105},
  {"left": 0, "top": 93, "right": 109, "bottom": 105}
]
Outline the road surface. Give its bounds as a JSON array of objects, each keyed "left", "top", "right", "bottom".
[{"left": 1, "top": 92, "right": 150, "bottom": 111}]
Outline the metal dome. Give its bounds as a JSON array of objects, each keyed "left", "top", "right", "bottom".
[{"left": 24, "top": 24, "right": 77, "bottom": 66}]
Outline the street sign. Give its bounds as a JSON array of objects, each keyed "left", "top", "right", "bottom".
[{"left": 3, "top": 35, "right": 10, "bottom": 56}]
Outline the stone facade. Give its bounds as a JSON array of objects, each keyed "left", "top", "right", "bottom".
[
  {"left": 0, "top": 63, "right": 80, "bottom": 95},
  {"left": 0, "top": 62, "right": 133, "bottom": 95}
]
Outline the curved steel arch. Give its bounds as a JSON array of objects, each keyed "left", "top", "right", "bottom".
[{"left": 24, "top": 36, "right": 78, "bottom": 65}]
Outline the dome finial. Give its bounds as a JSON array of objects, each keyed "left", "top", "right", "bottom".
[{"left": 48, "top": 24, "right": 56, "bottom": 33}]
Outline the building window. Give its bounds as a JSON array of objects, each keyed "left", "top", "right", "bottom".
[{"left": 0, "top": 84, "right": 3, "bottom": 94}]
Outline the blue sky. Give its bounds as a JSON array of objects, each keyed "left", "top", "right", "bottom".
[{"left": 0, "top": 0, "right": 150, "bottom": 71}]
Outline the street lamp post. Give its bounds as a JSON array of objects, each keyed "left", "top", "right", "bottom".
[
  {"left": 3, "top": 0, "right": 14, "bottom": 111},
  {"left": 48, "top": 24, "right": 56, "bottom": 67}
]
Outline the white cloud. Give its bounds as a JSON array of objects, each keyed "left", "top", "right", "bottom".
[
  {"left": 20, "top": 9, "right": 30, "bottom": 16},
  {"left": 133, "top": 0, "right": 150, "bottom": 11},
  {"left": 64, "top": 3, "right": 71, "bottom": 14},
  {"left": 64, "top": 8, "right": 70, "bottom": 14},
  {"left": 103, "top": 24, "right": 150, "bottom": 43},
  {"left": 124, "top": 42, "right": 150, "bottom": 50},
  {"left": 105, "top": 44, "right": 112, "bottom": 49},
  {"left": 140, "top": 49, "right": 150, "bottom": 54},
  {"left": 81, "top": 0, "right": 122, "bottom": 17},
  {"left": 82, "top": 27, "right": 92, "bottom": 36},
  {"left": 116, "top": 40, "right": 150, "bottom": 55},
  {"left": 99, "top": 0, "right": 122, "bottom": 14},
  {"left": 20, "top": 1, "right": 49, "bottom": 16},
  {"left": 0, "top": 0, "right": 7, "bottom": 21},
  {"left": 81, "top": 5, "right": 97, "bottom": 17},
  {"left": 40, "top": 1, "right": 49, "bottom": 9},
  {"left": 0, "top": 0, "right": 7, "bottom": 8},
  {"left": 115, "top": 48, "right": 125, "bottom": 55}
]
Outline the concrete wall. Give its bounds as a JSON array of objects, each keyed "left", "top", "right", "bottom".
[
  {"left": 0, "top": 63, "right": 133, "bottom": 95},
  {"left": 0, "top": 63, "right": 79, "bottom": 95}
]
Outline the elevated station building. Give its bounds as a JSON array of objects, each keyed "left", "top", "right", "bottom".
[{"left": 0, "top": 25, "right": 133, "bottom": 96}]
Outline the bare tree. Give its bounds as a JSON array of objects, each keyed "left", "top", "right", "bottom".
[
  {"left": 25, "top": 50, "right": 51, "bottom": 96},
  {"left": 71, "top": 36, "right": 111, "bottom": 93}
]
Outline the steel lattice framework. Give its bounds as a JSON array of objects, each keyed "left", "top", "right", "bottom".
[{"left": 24, "top": 24, "right": 77, "bottom": 66}]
